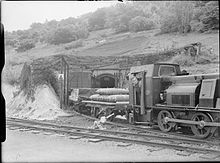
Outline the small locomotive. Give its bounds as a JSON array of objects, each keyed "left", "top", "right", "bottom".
[{"left": 128, "top": 63, "right": 220, "bottom": 138}]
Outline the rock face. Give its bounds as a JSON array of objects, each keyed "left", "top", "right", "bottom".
[
  {"left": 7, "top": 84, "right": 68, "bottom": 120},
  {"left": 2, "top": 83, "right": 19, "bottom": 110}
]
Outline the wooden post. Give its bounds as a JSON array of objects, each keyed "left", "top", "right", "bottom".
[
  {"left": 114, "top": 73, "right": 117, "bottom": 88},
  {"left": 60, "top": 57, "right": 69, "bottom": 110},
  {"left": 195, "top": 43, "right": 201, "bottom": 63},
  {"left": 140, "top": 71, "right": 145, "bottom": 115},
  {"left": 197, "top": 43, "right": 201, "bottom": 55},
  {"left": 66, "top": 63, "right": 69, "bottom": 108},
  {"left": 129, "top": 74, "right": 134, "bottom": 106},
  {"left": 63, "top": 60, "right": 66, "bottom": 109},
  {"left": 60, "top": 57, "right": 64, "bottom": 109},
  {"left": 134, "top": 87, "right": 137, "bottom": 106},
  {"left": 81, "top": 66, "right": 83, "bottom": 88},
  {"left": 65, "top": 63, "right": 68, "bottom": 109},
  {"left": 119, "top": 70, "right": 122, "bottom": 88}
]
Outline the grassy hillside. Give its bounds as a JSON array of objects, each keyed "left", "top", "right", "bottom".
[
  {"left": 4, "top": 29, "right": 219, "bottom": 85},
  {"left": 6, "top": 29, "right": 219, "bottom": 61}
]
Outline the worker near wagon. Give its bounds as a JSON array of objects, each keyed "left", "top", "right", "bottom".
[{"left": 90, "top": 113, "right": 114, "bottom": 130}]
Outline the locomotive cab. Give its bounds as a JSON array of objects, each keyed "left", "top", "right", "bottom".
[{"left": 128, "top": 63, "right": 182, "bottom": 123}]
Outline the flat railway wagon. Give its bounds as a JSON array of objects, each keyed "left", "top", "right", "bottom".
[{"left": 79, "top": 63, "right": 220, "bottom": 139}]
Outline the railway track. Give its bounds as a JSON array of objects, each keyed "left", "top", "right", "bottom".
[
  {"left": 68, "top": 110, "right": 220, "bottom": 141},
  {"left": 6, "top": 117, "right": 220, "bottom": 156}
]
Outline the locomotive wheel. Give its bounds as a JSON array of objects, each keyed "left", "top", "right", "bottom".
[
  {"left": 190, "top": 112, "right": 213, "bottom": 139},
  {"left": 157, "top": 110, "right": 175, "bottom": 132}
]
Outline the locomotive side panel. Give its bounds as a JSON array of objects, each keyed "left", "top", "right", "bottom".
[{"left": 199, "top": 79, "right": 220, "bottom": 108}]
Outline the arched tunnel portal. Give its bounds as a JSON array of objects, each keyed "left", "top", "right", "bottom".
[{"left": 95, "top": 73, "right": 115, "bottom": 88}]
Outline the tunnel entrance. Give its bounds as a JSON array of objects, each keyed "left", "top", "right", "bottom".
[
  {"left": 100, "top": 75, "right": 115, "bottom": 88},
  {"left": 96, "top": 74, "right": 115, "bottom": 88}
]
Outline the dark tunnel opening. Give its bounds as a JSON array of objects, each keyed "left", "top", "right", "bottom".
[{"left": 99, "top": 75, "right": 115, "bottom": 88}]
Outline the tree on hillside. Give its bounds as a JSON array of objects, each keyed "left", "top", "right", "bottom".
[
  {"left": 111, "top": 14, "right": 131, "bottom": 33},
  {"left": 190, "top": 1, "right": 219, "bottom": 32},
  {"left": 104, "top": 4, "right": 127, "bottom": 32},
  {"left": 47, "top": 26, "right": 77, "bottom": 45},
  {"left": 5, "top": 1, "right": 219, "bottom": 48},
  {"left": 174, "top": 1, "right": 194, "bottom": 33},
  {"left": 30, "top": 22, "right": 44, "bottom": 31},
  {"left": 16, "top": 30, "right": 32, "bottom": 40},
  {"left": 15, "top": 39, "right": 35, "bottom": 52},
  {"left": 200, "top": 1, "right": 219, "bottom": 31},
  {"left": 6, "top": 29, "right": 37, "bottom": 51},
  {"left": 108, "top": 2, "right": 146, "bottom": 33},
  {"left": 29, "top": 22, "right": 47, "bottom": 43},
  {"left": 46, "top": 23, "right": 89, "bottom": 45},
  {"left": 46, "top": 20, "right": 58, "bottom": 29},
  {"left": 5, "top": 31, "right": 18, "bottom": 47},
  {"left": 88, "top": 8, "right": 106, "bottom": 31},
  {"left": 104, "top": 7, "right": 118, "bottom": 28},
  {"left": 73, "top": 23, "right": 89, "bottom": 39},
  {"left": 129, "top": 16, "right": 155, "bottom": 32},
  {"left": 159, "top": 1, "right": 194, "bottom": 34}
]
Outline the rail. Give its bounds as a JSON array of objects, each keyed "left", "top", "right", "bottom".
[
  {"left": 6, "top": 117, "right": 220, "bottom": 155},
  {"left": 69, "top": 109, "right": 220, "bottom": 141}
]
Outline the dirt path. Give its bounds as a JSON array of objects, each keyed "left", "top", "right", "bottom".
[{"left": 2, "top": 128, "right": 218, "bottom": 162}]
